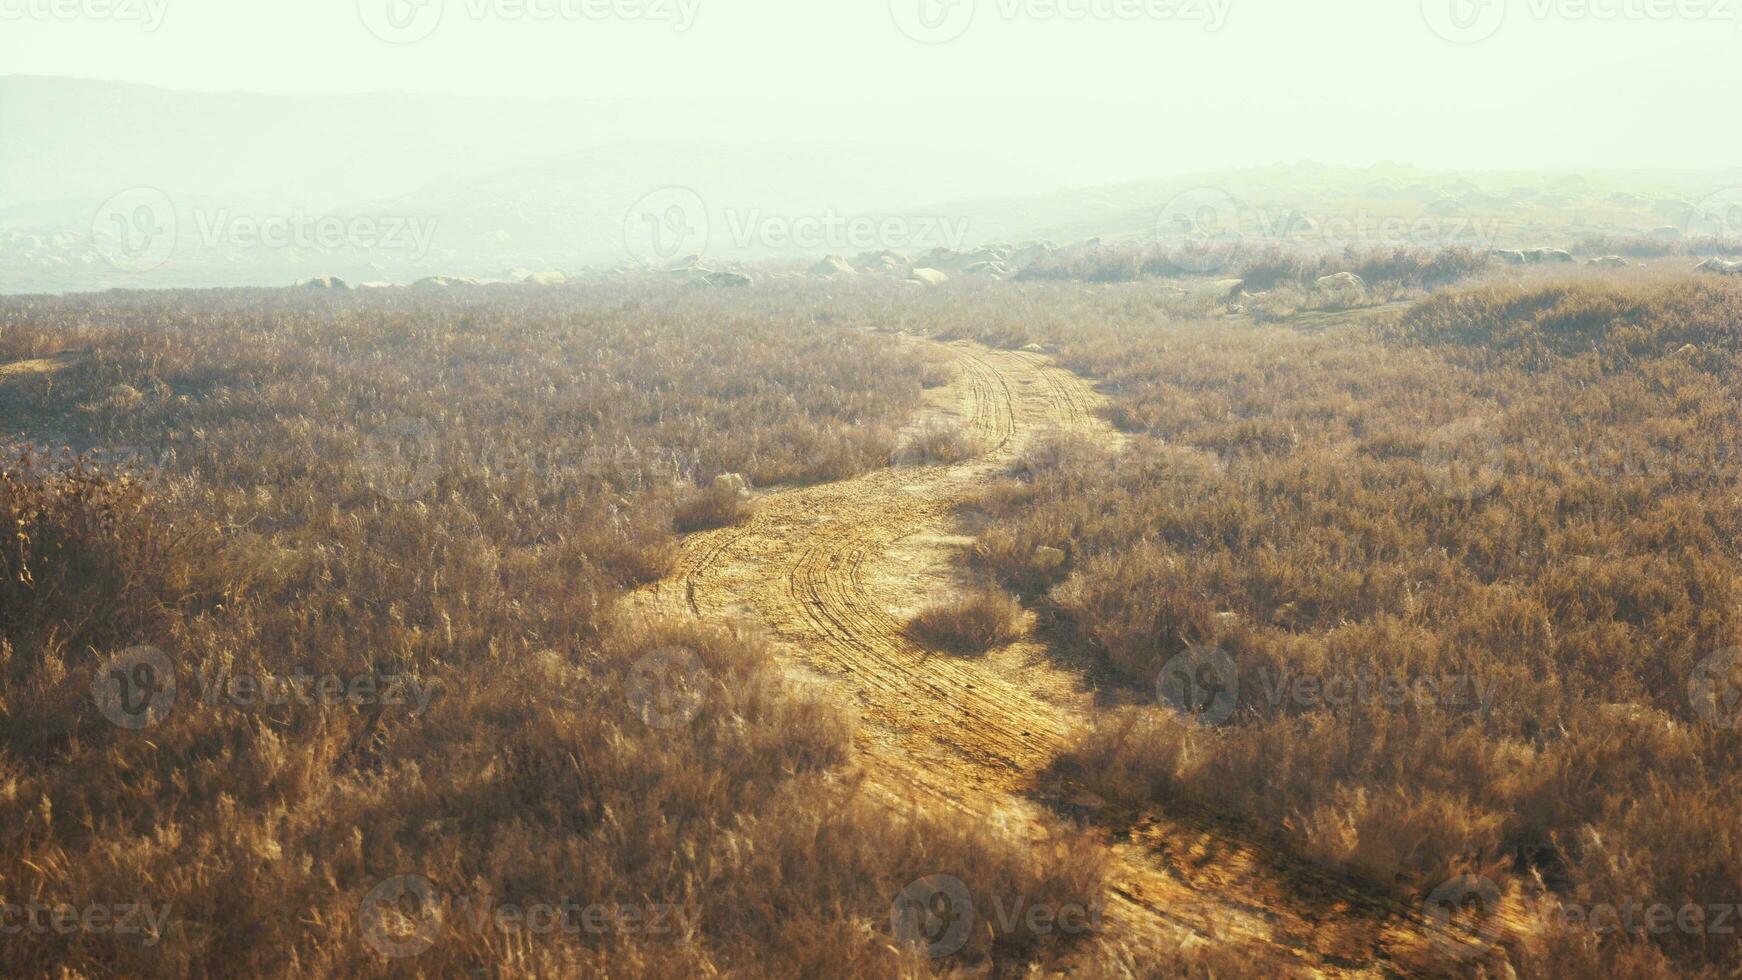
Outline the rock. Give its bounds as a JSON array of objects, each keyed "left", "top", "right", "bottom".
[
  {"left": 964, "top": 260, "right": 1012, "bottom": 278},
  {"left": 1033, "top": 546, "right": 1067, "bottom": 568},
  {"left": 1492, "top": 249, "right": 1528, "bottom": 265},
  {"left": 1315, "top": 272, "right": 1367, "bottom": 298},
  {"left": 298, "top": 276, "right": 350, "bottom": 290},
  {"left": 1587, "top": 256, "right": 1629, "bottom": 268},
  {"left": 713, "top": 473, "right": 751, "bottom": 497},
  {"left": 522, "top": 271, "right": 567, "bottom": 285},
  {"left": 1020, "top": 343, "right": 1046, "bottom": 354},
  {"left": 1697, "top": 258, "right": 1742, "bottom": 275},
  {"left": 703, "top": 270, "right": 754, "bottom": 288},
  {"left": 854, "top": 250, "right": 908, "bottom": 273},
  {"left": 412, "top": 275, "right": 479, "bottom": 289},
  {"left": 1011, "top": 243, "right": 1054, "bottom": 269},
  {"left": 1524, "top": 248, "right": 1575, "bottom": 264},
  {"left": 909, "top": 268, "right": 949, "bottom": 285},
  {"left": 810, "top": 255, "right": 857, "bottom": 277}
]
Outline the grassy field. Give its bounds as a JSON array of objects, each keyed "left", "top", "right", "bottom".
[
  {"left": 6, "top": 264, "right": 1742, "bottom": 976},
  {"left": 962, "top": 272, "right": 1742, "bottom": 976},
  {"left": 0, "top": 282, "right": 1108, "bottom": 977}
]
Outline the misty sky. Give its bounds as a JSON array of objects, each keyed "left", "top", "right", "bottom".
[{"left": 3, "top": 0, "right": 1738, "bottom": 183}]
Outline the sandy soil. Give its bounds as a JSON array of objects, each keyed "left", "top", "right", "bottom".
[{"left": 632, "top": 336, "right": 1526, "bottom": 975}]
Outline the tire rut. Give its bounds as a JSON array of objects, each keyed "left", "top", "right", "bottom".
[{"left": 628, "top": 336, "right": 1509, "bottom": 976}]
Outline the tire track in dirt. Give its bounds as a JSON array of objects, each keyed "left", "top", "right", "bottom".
[{"left": 630, "top": 336, "right": 1520, "bottom": 976}]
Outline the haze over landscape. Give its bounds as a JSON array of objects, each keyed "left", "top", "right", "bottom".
[{"left": 4, "top": 2, "right": 1742, "bottom": 978}]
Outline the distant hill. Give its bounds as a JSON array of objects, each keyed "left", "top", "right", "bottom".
[{"left": 3, "top": 76, "right": 1738, "bottom": 293}]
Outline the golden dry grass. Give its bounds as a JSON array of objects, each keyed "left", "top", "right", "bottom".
[{"left": 0, "top": 281, "right": 1109, "bottom": 977}]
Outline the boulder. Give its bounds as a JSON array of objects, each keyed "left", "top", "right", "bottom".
[
  {"left": 412, "top": 276, "right": 479, "bottom": 289},
  {"left": 1019, "top": 343, "right": 1046, "bottom": 354},
  {"left": 1492, "top": 249, "right": 1528, "bottom": 265},
  {"left": 909, "top": 268, "right": 950, "bottom": 285},
  {"left": 1033, "top": 546, "right": 1067, "bottom": 568},
  {"left": 964, "top": 260, "right": 1012, "bottom": 278},
  {"left": 1587, "top": 256, "right": 1629, "bottom": 268},
  {"left": 1011, "top": 243, "right": 1054, "bottom": 269},
  {"left": 522, "top": 271, "right": 567, "bottom": 285},
  {"left": 810, "top": 255, "right": 857, "bottom": 277},
  {"left": 298, "top": 275, "right": 350, "bottom": 290},
  {"left": 854, "top": 249, "right": 909, "bottom": 273},
  {"left": 712, "top": 270, "right": 754, "bottom": 287},
  {"left": 1315, "top": 272, "right": 1367, "bottom": 297},
  {"left": 1697, "top": 258, "right": 1742, "bottom": 275},
  {"left": 1524, "top": 248, "right": 1575, "bottom": 264},
  {"left": 713, "top": 473, "right": 751, "bottom": 497}
]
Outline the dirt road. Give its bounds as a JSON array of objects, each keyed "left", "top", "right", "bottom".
[{"left": 635, "top": 336, "right": 1507, "bottom": 975}]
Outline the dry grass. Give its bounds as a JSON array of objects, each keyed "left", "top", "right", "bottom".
[
  {"left": 0, "top": 281, "right": 1109, "bottom": 977},
  {"left": 962, "top": 273, "right": 1742, "bottom": 975},
  {"left": 891, "top": 420, "right": 982, "bottom": 467},
  {"left": 906, "top": 590, "right": 1024, "bottom": 654},
  {"left": 671, "top": 479, "right": 751, "bottom": 533},
  {"left": 1017, "top": 241, "right": 1492, "bottom": 295}
]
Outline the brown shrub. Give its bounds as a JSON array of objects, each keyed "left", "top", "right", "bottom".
[
  {"left": 906, "top": 590, "right": 1024, "bottom": 654},
  {"left": 671, "top": 479, "right": 750, "bottom": 533},
  {"left": 965, "top": 274, "right": 1742, "bottom": 973}
]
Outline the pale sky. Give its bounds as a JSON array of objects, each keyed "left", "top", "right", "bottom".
[{"left": 3, "top": 0, "right": 1738, "bottom": 182}]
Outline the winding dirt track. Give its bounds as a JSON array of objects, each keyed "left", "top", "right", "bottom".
[{"left": 633, "top": 337, "right": 1517, "bottom": 975}]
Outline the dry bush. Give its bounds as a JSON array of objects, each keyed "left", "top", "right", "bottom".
[
  {"left": 906, "top": 590, "right": 1024, "bottom": 654},
  {"left": 0, "top": 282, "right": 1109, "bottom": 977},
  {"left": 963, "top": 273, "right": 1742, "bottom": 973},
  {"left": 671, "top": 479, "right": 750, "bottom": 533},
  {"left": 892, "top": 421, "right": 981, "bottom": 467},
  {"left": 1017, "top": 242, "right": 1491, "bottom": 293},
  {"left": 1573, "top": 234, "right": 1742, "bottom": 259}
]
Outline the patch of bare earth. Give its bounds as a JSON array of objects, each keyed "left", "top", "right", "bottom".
[{"left": 633, "top": 336, "right": 1525, "bottom": 974}]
